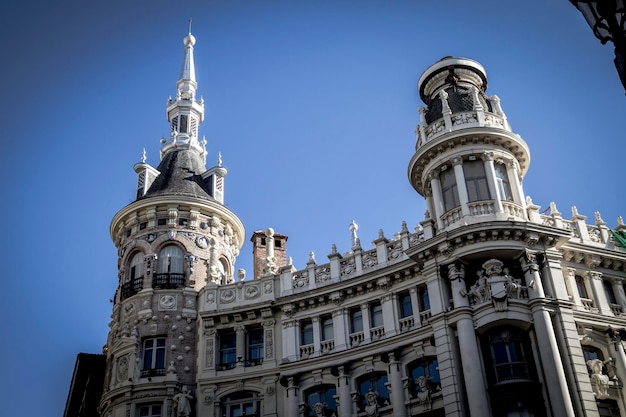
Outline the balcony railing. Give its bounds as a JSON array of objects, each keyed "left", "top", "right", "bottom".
[
  {"left": 215, "top": 362, "right": 237, "bottom": 371},
  {"left": 140, "top": 368, "right": 166, "bottom": 378},
  {"left": 121, "top": 276, "right": 144, "bottom": 300},
  {"left": 370, "top": 326, "right": 385, "bottom": 341},
  {"left": 399, "top": 316, "right": 415, "bottom": 333},
  {"left": 350, "top": 331, "right": 365, "bottom": 347},
  {"left": 320, "top": 339, "right": 335, "bottom": 354},
  {"left": 244, "top": 358, "right": 263, "bottom": 367},
  {"left": 153, "top": 273, "right": 185, "bottom": 289},
  {"left": 300, "top": 344, "right": 314, "bottom": 358}
]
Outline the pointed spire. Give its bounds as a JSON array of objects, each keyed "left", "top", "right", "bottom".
[
  {"left": 161, "top": 24, "right": 205, "bottom": 160},
  {"left": 178, "top": 23, "right": 197, "bottom": 97}
]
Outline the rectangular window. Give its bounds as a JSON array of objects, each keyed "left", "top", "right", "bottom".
[
  {"left": 321, "top": 316, "right": 333, "bottom": 341},
  {"left": 399, "top": 292, "right": 413, "bottom": 318},
  {"left": 418, "top": 286, "right": 431, "bottom": 311},
  {"left": 247, "top": 328, "right": 264, "bottom": 364},
  {"left": 440, "top": 169, "right": 459, "bottom": 212},
  {"left": 142, "top": 338, "right": 166, "bottom": 376},
  {"left": 219, "top": 331, "right": 236, "bottom": 368},
  {"left": 464, "top": 160, "right": 490, "bottom": 202},
  {"left": 370, "top": 302, "right": 383, "bottom": 328},
  {"left": 301, "top": 320, "right": 313, "bottom": 345},
  {"left": 350, "top": 309, "right": 363, "bottom": 333},
  {"left": 157, "top": 218, "right": 167, "bottom": 226},
  {"left": 575, "top": 275, "right": 589, "bottom": 298},
  {"left": 138, "top": 404, "right": 162, "bottom": 417},
  {"left": 495, "top": 163, "right": 513, "bottom": 201}
]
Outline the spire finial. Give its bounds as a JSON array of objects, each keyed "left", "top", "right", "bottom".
[
  {"left": 188, "top": 18, "right": 192, "bottom": 34},
  {"left": 217, "top": 152, "right": 222, "bottom": 167}
]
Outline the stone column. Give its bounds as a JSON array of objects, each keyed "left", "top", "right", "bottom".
[
  {"left": 452, "top": 157, "right": 470, "bottom": 217},
  {"left": 409, "top": 287, "right": 420, "bottom": 326},
  {"left": 520, "top": 252, "right": 575, "bottom": 417},
  {"left": 447, "top": 263, "right": 491, "bottom": 416},
  {"left": 587, "top": 271, "right": 612, "bottom": 315},
  {"left": 287, "top": 377, "right": 299, "bottom": 417},
  {"left": 332, "top": 308, "right": 348, "bottom": 351},
  {"left": 235, "top": 325, "right": 246, "bottom": 366},
  {"left": 388, "top": 351, "right": 407, "bottom": 417},
  {"left": 381, "top": 293, "right": 397, "bottom": 337},
  {"left": 429, "top": 172, "right": 445, "bottom": 231},
  {"left": 482, "top": 151, "right": 503, "bottom": 213},
  {"left": 564, "top": 267, "right": 582, "bottom": 307},
  {"left": 312, "top": 317, "right": 321, "bottom": 356},
  {"left": 361, "top": 303, "right": 372, "bottom": 344},
  {"left": 507, "top": 160, "right": 526, "bottom": 211},
  {"left": 337, "top": 365, "right": 352, "bottom": 417}
]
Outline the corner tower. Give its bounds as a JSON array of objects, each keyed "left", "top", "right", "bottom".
[
  {"left": 408, "top": 57, "right": 530, "bottom": 234},
  {"left": 101, "top": 29, "right": 244, "bottom": 417}
]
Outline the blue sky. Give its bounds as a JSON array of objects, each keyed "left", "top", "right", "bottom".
[{"left": 0, "top": 1, "right": 623, "bottom": 416}]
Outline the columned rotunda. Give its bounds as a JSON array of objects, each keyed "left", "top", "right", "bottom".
[{"left": 65, "top": 31, "right": 626, "bottom": 417}]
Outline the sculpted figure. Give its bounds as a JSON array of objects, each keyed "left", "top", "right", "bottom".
[
  {"left": 587, "top": 359, "right": 610, "bottom": 399},
  {"left": 173, "top": 386, "right": 193, "bottom": 417}
]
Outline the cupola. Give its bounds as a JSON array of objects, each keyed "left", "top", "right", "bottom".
[{"left": 408, "top": 57, "right": 531, "bottom": 234}]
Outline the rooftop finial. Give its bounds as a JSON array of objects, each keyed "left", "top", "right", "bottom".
[{"left": 188, "top": 18, "right": 192, "bottom": 34}]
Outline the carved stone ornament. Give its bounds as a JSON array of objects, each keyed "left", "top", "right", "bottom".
[
  {"left": 159, "top": 294, "right": 177, "bottom": 310},
  {"left": 117, "top": 355, "right": 129, "bottom": 382},
  {"left": 220, "top": 288, "right": 236, "bottom": 303},
  {"left": 196, "top": 235, "right": 208, "bottom": 248},
  {"left": 588, "top": 358, "right": 610, "bottom": 399}
]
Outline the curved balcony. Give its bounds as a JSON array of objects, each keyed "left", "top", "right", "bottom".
[{"left": 153, "top": 273, "right": 185, "bottom": 289}]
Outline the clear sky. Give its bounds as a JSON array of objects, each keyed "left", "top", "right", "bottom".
[{"left": 0, "top": 1, "right": 623, "bottom": 416}]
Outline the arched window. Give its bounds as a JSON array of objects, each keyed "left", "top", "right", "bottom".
[
  {"left": 356, "top": 373, "right": 389, "bottom": 410},
  {"left": 154, "top": 245, "right": 184, "bottom": 289},
  {"left": 483, "top": 327, "right": 534, "bottom": 385},
  {"left": 304, "top": 385, "right": 337, "bottom": 417},
  {"left": 220, "top": 391, "right": 261, "bottom": 417},
  {"left": 122, "top": 252, "right": 144, "bottom": 300},
  {"left": 463, "top": 160, "right": 490, "bottom": 202},
  {"left": 407, "top": 356, "right": 441, "bottom": 396}
]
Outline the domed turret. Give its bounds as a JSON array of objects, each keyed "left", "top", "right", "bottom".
[{"left": 408, "top": 57, "right": 530, "bottom": 233}]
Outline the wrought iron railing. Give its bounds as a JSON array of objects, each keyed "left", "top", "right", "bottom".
[
  {"left": 140, "top": 368, "right": 166, "bottom": 378},
  {"left": 153, "top": 273, "right": 185, "bottom": 289},
  {"left": 121, "top": 276, "right": 144, "bottom": 300}
]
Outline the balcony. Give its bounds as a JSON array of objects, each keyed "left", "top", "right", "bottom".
[
  {"left": 121, "top": 276, "right": 143, "bottom": 300},
  {"left": 153, "top": 273, "right": 185, "bottom": 289}
]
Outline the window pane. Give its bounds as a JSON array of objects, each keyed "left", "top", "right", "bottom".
[
  {"left": 351, "top": 310, "right": 363, "bottom": 333},
  {"left": 301, "top": 322, "right": 313, "bottom": 345},
  {"left": 400, "top": 293, "right": 413, "bottom": 318},
  {"left": 419, "top": 287, "right": 430, "bottom": 311},
  {"left": 158, "top": 246, "right": 184, "bottom": 273},
  {"left": 440, "top": 169, "right": 459, "bottom": 212},
  {"left": 464, "top": 160, "right": 490, "bottom": 202},
  {"left": 371, "top": 303, "right": 383, "bottom": 328},
  {"left": 322, "top": 318, "right": 333, "bottom": 341},
  {"left": 495, "top": 163, "right": 512, "bottom": 201}
]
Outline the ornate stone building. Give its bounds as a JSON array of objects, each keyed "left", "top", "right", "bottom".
[{"left": 67, "top": 30, "right": 626, "bottom": 417}]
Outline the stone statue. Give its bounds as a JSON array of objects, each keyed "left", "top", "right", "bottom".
[
  {"left": 173, "top": 386, "right": 193, "bottom": 417},
  {"left": 587, "top": 358, "right": 610, "bottom": 399},
  {"left": 364, "top": 391, "right": 379, "bottom": 416}
]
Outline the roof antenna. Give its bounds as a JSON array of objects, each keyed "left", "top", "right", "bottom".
[{"left": 188, "top": 18, "right": 192, "bottom": 34}]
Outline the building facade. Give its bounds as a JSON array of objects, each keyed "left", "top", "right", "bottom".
[{"left": 68, "top": 31, "right": 626, "bottom": 417}]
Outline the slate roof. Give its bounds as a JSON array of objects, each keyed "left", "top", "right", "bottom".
[{"left": 142, "top": 149, "right": 213, "bottom": 201}]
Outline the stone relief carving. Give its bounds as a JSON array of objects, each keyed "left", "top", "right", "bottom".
[
  {"left": 159, "top": 295, "right": 177, "bottom": 310},
  {"left": 467, "top": 259, "right": 524, "bottom": 311},
  {"left": 117, "top": 355, "right": 129, "bottom": 382},
  {"left": 220, "top": 288, "right": 236, "bottom": 304},
  {"left": 173, "top": 386, "right": 193, "bottom": 417}
]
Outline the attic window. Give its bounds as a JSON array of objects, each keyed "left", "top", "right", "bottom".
[
  {"left": 158, "top": 219, "right": 167, "bottom": 226},
  {"left": 140, "top": 222, "right": 147, "bottom": 230},
  {"left": 178, "top": 218, "right": 188, "bottom": 226}
]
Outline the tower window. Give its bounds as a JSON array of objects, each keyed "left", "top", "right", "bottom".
[
  {"left": 464, "top": 160, "right": 490, "bottom": 202},
  {"left": 495, "top": 163, "right": 513, "bottom": 201},
  {"left": 138, "top": 404, "right": 162, "bottom": 417},
  {"left": 141, "top": 338, "right": 166, "bottom": 377},
  {"left": 154, "top": 245, "right": 184, "bottom": 289},
  {"left": 440, "top": 169, "right": 459, "bottom": 212},
  {"left": 121, "top": 252, "right": 144, "bottom": 300}
]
